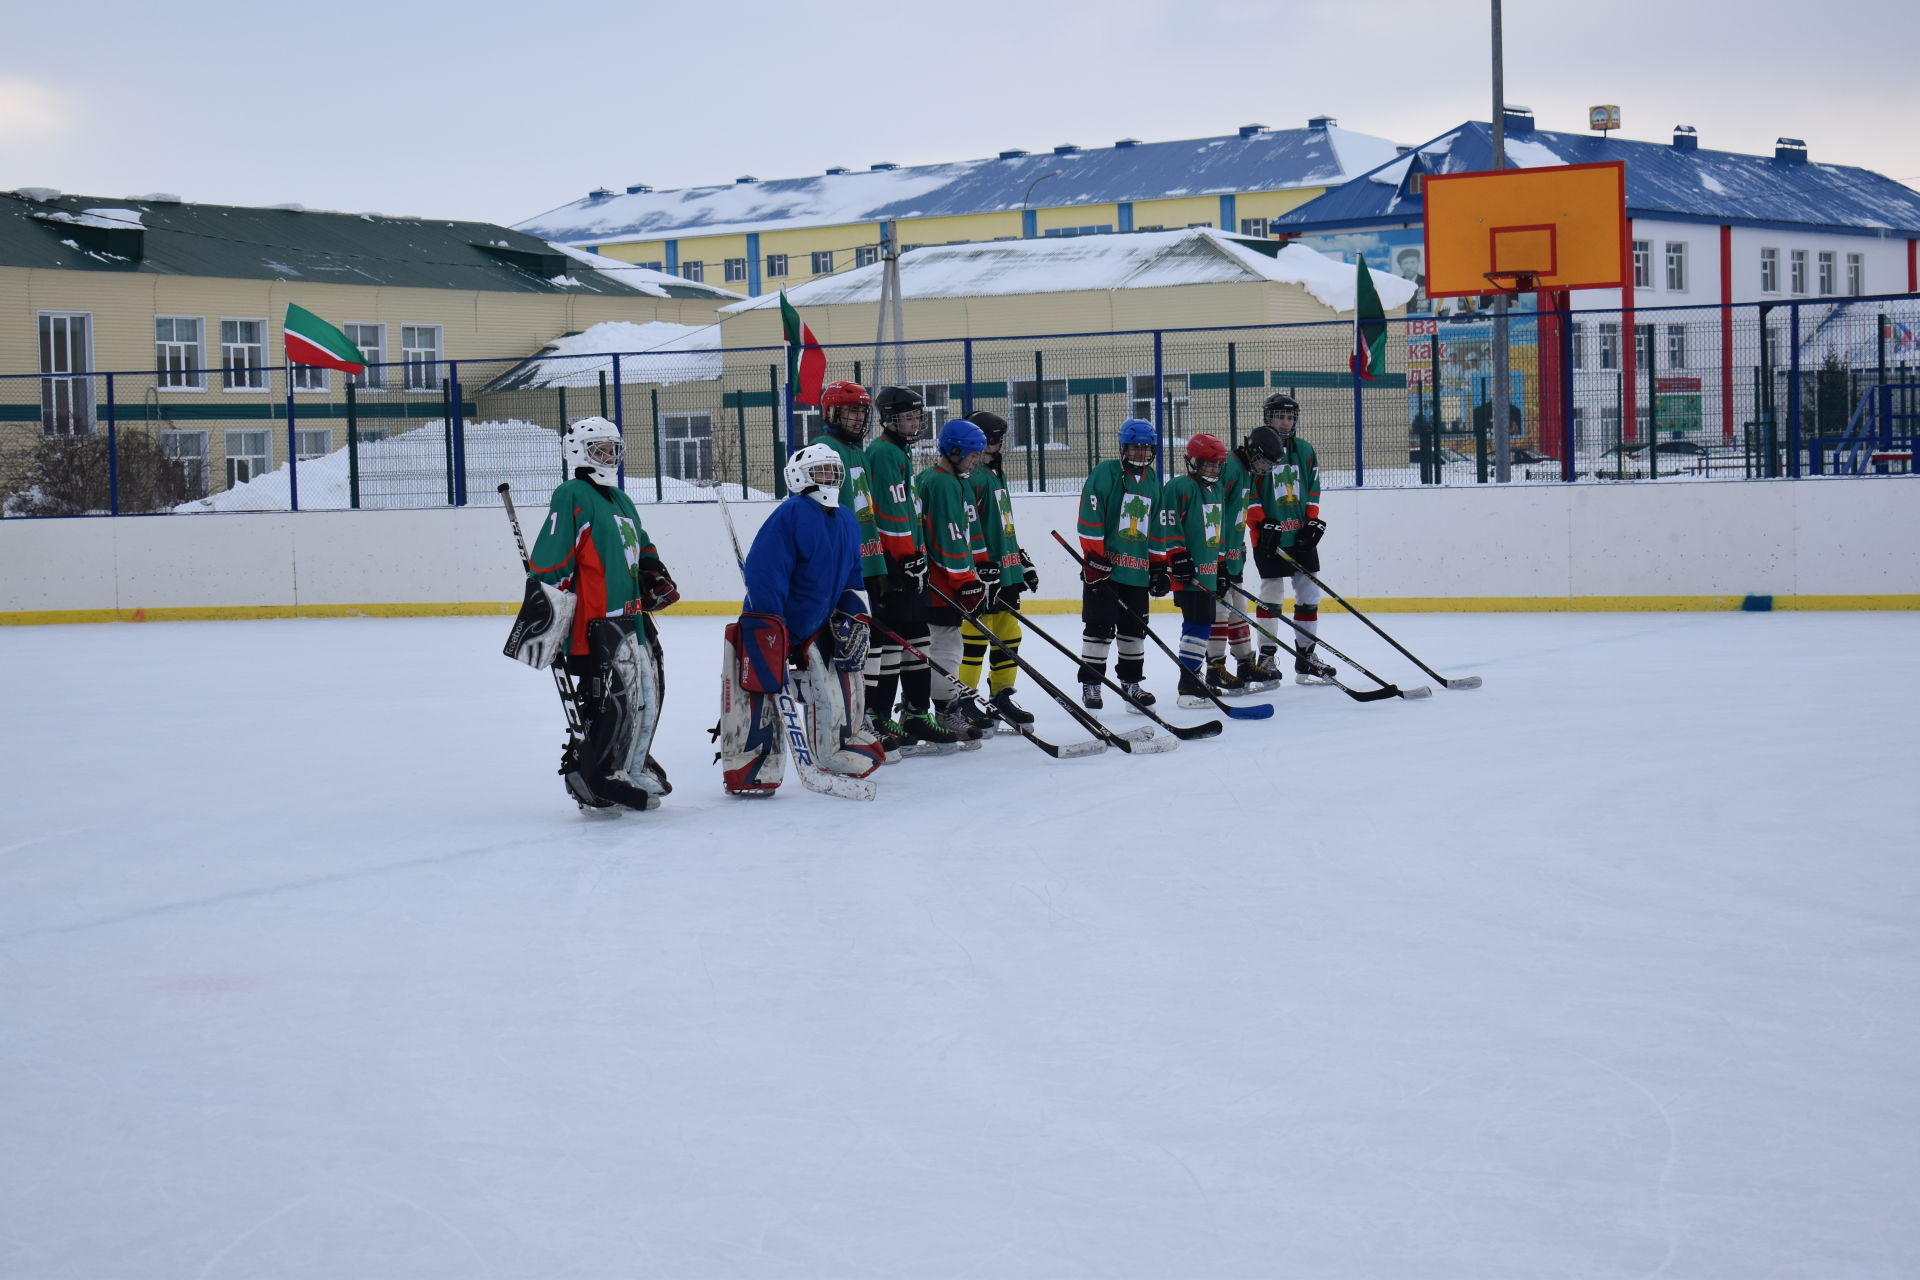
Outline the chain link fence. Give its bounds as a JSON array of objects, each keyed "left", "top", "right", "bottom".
[{"left": 5, "top": 295, "right": 1916, "bottom": 518}]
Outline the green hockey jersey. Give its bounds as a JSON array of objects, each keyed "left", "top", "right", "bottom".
[
  {"left": 1076, "top": 459, "right": 1162, "bottom": 588},
  {"left": 865, "top": 434, "right": 924, "bottom": 570},
  {"left": 1216, "top": 453, "right": 1251, "bottom": 577},
  {"left": 1248, "top": 438, "right": 1321, "bottom": 547},
  {"left": 528, "top": 477, "right": 659, "bottom": 653},
  {"left": 815, "top": 434, "right": 885, "bottom": 578},
  {"left": 913, "top": 465, "right": 981, "bottom": 598},
  {"left": 968, "top": 462, "right": 1024, "bottom": 579},
  {"left": 1157, "top": 473, "right": 1223, "bottom": 592}
]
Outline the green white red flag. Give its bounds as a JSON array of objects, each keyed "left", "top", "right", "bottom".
[
  {"left": 780, "top": 290, "right": 826, "bottom": 405},
  {"left": 283, "top": 304, "right": 367, "bottom": 374},
  {"left": 1351, "top": 254, "right": 1388, "bottom": 382}
]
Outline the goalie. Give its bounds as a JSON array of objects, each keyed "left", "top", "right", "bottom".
[
  {"left": 505, "top": 417, "right": 679, "bottom": 814},
  {"left": 717, "top": 443, "right": 885, "bottom": 796}
]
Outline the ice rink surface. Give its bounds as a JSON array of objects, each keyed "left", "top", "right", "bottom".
[{"left": 3, "top": 610, "right": 1917, "bottom": 1279}]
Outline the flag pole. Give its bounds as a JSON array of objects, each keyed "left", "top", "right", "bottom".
[{"left": 1352, "top": 255, "right": 1367, "bottom": 487}]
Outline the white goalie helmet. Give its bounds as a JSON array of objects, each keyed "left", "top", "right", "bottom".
[
  {"left": 784, "top": 442, "right": 845, "bottom": 507},
  {"left": 562, "top": 416, "right": 624, "bottom": 485}
]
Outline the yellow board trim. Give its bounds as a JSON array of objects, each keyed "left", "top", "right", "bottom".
[{"left": 4, "top": 595, "right": 1918, "bottom": 626}]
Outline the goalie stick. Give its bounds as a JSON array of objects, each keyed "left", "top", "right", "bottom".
[
  {"left": 1049, "top": 531, "right": 1273, "bottom": 722},
  {"left": 1216, "top": 583, "right": 1428, "bottom": 702},
  {"left": 701, "top": 478, "right": 876, "bottom": 802},
  {"left": 1270, "top": 551, "right": 1482, "bottom": 690}
]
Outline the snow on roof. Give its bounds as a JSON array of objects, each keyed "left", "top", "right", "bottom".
[
  {"left": 543, "top": 239, "right": 744, "bottom": 301},
  {"left": 475, "top": 321, "right": 722, "bottom": 394},
  {"left": 35, "top": 206, "right": 145, "bottom": 229},
  {"left": 720, "top": 227, "right": 1415, "bottom": 314}
]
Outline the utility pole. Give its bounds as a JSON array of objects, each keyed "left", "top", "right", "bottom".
[
  {"left": 1490, "top": 0, "right": 1513, "bottom": 482},
  {"left": 871, "top": 221, "right": 906, "bottom": 388}
]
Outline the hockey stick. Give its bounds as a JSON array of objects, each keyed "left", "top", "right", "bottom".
[
  {"left": 1049, "top": 531, "right": 1273, "bottom": 722},
  {"left": 1221, "top": 587, "right": 1405, "bottom": 706},
  {"left": 1272, "top": 550, "right": 1482, "bottom": 690},
  {"left": 1218, "top": 583, "right": 1428, "bottom": 701},
  {"left": 867, "top": 617, "right": 1107, "bottom": 759},
  {"left": 931, "top": 581, "right": 1216, "bottom": 745},
  {"left": 700, "top": 479, "right": 876, "bottom": 801},
  {"left": 499, "top": 481, "right": 592, "bottom": 757}
]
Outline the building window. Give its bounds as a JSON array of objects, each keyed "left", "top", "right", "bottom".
[
  {"left": 155, "top": 317, "right": 204, "bottom": 390},
  {"left": 1790, "top": 249, "right": 1808, "bottom": 294},
  {"left": 1008, "top": 377, "right": 1068, "bottom": 451},
  {"left": 765, "top": 253, "right": 788, "bottom": 278},
  {"left": 1238, "top": 218, "right": 1270, "bottom": 237},
  {"left": 1041, "top": 225, "right": 1114, "bottom": 238},
  {"left": 345, "top": 324, "right": 384, "bottom": 390},
  {"left": 1664, "top": 242, "right": 1687, "bottom": 291},
  {"left": 1760, "top": 248, "right": 1779, "bottom": 293},
  {"left": 401, "top": 325, "right": 442, "bottom": 391},
  {"left": 636, "top": 261, "right": 662, "bottom": 272},
  {"left": 1817, "top": 251, "right": 1836, "bottom": 295},
  {"left": 290, "top": 364, "right": 328, "bottom": 392},
  {"left": 1635, "top": 323, "right": 1656, "bottom": 368},
  {"left": 811, "top": 250, "right": 834, "bottom": 274},
  {"left": 854, "top": 246, "right": 879, "bottom": 268},
  {"left": 221, "top": 319, "right": 268, "bottom": 390},
  {"left": 1185, "top": 221, "right": 1214, "bottom": 229},
  {"left": 1847, "top": 253, "right": 1864, "bottom": 296},
  {"left": 659, "top": 412, "right": 712, "bottom": 481},
  {"left": 1667, "top": 325, "right": 1688, "bottom": 370},
  {"left": 225, "top": 429, "right": 271, "bottom": 487},
  {"left": 1632, "top": 240, "right": 1652, "bottom": 289},
  {"left": 681, "top": 260, "right": 704, "bottom": 282},
  {"left": 1597, "top": 322, "right": 1620, "bottom": 370},
  {"left": 1129, "top": 372, "right": 1191, "bottom": 441},
  {"left": 295, "top": 428, "right": 332, "bottom": 459},
  {"left": 1570, "top": 322, "right": 1585, "bottom": 370},
  {"left": 724, "top": 257, "right": 747, "bottom": 283},
  {"left": 161, "top": 430, "right": 209, "bottom": 498}
]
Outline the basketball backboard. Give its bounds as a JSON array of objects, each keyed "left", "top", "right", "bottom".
[{"left": 1423, "top": 161, "right": 1627, "bottom": 297}]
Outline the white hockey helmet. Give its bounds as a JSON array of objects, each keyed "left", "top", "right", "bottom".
[
  {"left": 784, "top": 442, "right": 845, "bottom": 507},
  {"left": 562, "top": 416, "right": 624, "bottom": 485}
]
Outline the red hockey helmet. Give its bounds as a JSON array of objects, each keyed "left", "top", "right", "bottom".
[
  {"left": 1185, "top": 433, "right": 1228, "bottom": 480},
  {"left": 819, "top": 381, "right": 871, "bottom": 443}
]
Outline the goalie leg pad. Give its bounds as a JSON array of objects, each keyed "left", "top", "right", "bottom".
[
  {"left": 577, "top": 619, "right": 670, "bottom": 807},
  {"left": 719, "top": 619, "right": 784, "bottom": 794},
  {"left": 796, "top": 642, "right": 883, "bottom": 778}
]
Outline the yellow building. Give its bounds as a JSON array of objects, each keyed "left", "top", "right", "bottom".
[{"left": 517, "top": 117, "right": 1404, "bottom": 299}]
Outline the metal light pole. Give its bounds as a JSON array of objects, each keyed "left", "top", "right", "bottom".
[
  {"left": 1021, "top": 170, "right": 1062, "bottom": 238},
  {"left": 1490, "top": 0, "right": 1512, "bottom": 482}
]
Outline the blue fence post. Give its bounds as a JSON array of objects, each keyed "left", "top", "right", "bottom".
[
  {"left": 450, "top": 360, "right": 467, "bottom": 505},
  {"left": 285, "top": 366, "right": 299, "bottom": 513},
  {"left": 1351, "top": 356, "right": 1365, "bottom": 488},
  {"left": 1152, "top": 329, "right": 1166, "bottom": 480},
  {"left": 962, "top": 339, "right": 974, "bottom": 417},
  {"left": 611, "top": 354, "right": 627, "bottom": 492},
  {"left": 1787, "top": 304, "right": 1803, "bottom": 477},
  {"left": 1560, "top": 302, "right": 1576, "bottom": 482},
  {"left": 104, "top": 373, "right": 120, "bottom": 516}
]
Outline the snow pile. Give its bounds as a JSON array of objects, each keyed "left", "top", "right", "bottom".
[{"left": 476, "top": 321, "right": 723, "bottom": 393}]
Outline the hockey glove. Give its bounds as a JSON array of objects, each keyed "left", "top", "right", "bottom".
[
  {"left": 637, "top": 560, "right": 680, "bottom": 612},
  {"left": 1148, "top": 564, "right": 1172, "bottom": 598},
  {"left": 1168, "top": 547, "right": 1196, "bottom": 587},
  {"left": 955, "top": 577, "right": 989, "bottom": 615},
  {"left": 1019, "top": 548, "right": 1040, "bottom": 593},
  {"left": 1081, "top": 551, "right": 1113, "bottom": 589},
  {"left": 1215, "top": 562, "right": 1242, "bottom": 599},
  {"left": 503, "top": 578, "right": 575, "bottom": 669},
  {"left": 1256, "top": 520, "right": 1287, "bottom": 554},
  {"left": 828, "top": 610, "right": 870, "bottom": 672},
  {"left": 865, "top": 572, "right": 893, "bottom": 601},
  {"left": 889, "top": 552, "right": 930, "bottom": 595},
  {"left": 1299, "top": 517, "right": 1327, "bottom": 549}
]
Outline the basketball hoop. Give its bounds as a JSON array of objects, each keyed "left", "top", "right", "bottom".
[{"left": 1483, "top": 270, "right": 1542, "bottom": 294}]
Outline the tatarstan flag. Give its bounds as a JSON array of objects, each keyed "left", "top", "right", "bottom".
[
  {"left": 1351, "top": 254, "right": 1388, "bottom": 381},
  {"left": 283, "top": 304, "right": 366, "bottom": 374},
  {"left": 779, "top": 290, "right": 826, "bottom": 405}
]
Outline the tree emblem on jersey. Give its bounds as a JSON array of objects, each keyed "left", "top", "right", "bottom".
[
  {"left": 1275, "top": 466, "right": 1300, "bottom": 504},
  {"left": 1119, "top": 493, "right": 1151, "bottom": 541},
  {"left": 995, "top": 490, "right": 1016, "bottom": 537},
  {"left": 850, "top": 468, "right": 873, "bottom": 517},
  {"left": 616, "top": 514, "right": 643, "bottom": 573},
  {"left": 1203, "top": 500, "right": 1223, "bottom": 548}
]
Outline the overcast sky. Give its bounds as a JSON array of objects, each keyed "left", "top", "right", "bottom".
[{"left": 4, "top": 0, "right": 1915, "bottom": 228}]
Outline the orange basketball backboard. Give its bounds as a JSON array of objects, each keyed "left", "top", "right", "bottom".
[{"left": 1423, "top": 161, "right": 1627, "bottom": 297}]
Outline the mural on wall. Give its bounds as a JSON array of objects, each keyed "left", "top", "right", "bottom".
[{"left": 1404, "top": 316, "right": 1535, "bottom": 438}]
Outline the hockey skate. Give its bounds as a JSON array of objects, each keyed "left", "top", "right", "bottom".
[
  {"left": 1236, "top": 650, "right": 1285, "bottom": 693},
  {"left": 865, "top": 715, "right": 908, "bottom": 765},
  {"left": 1177, "top": 669, "right": 1212, "bottom": 710},
  {"left": 1080, "top": 682, "right": 1104, "bottom": 710},
  {"left": 1118, "top": 680, "right": 1156, "bottom": 713},
  {"left": 934, "top": 702, "right": 986, "bottom": 750},
  {"left": 990, "top": 688, "right": 1035, "bottom": 728},
  {"left": 1205, "top": 658, "right": 1249, "bottom": 697},
  {"left": 900, "top": 707, "right": 964, "bottom": 756},
  {"left": 1295, "top": 648, "right": 1339, "bottom": 686}
]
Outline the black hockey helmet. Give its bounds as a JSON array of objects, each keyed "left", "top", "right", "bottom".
[
  {"left": 874, "top": 386, "right": 925, "bottom": 440},
  {"left": 968, "top": 410, "right": 1009, "bottom": 445},
  {"left": 1262, "top": 392, "right": 1299, "bottom": 440},
  {"left": 1243, "top": 424, "right": 1287, "bottom": 464}
]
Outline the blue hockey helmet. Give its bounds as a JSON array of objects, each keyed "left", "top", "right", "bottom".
[
  {"left": 938, "top": 418, "right": 988, "bottom": 458},
  {"left": 1118, "top": 419, "right": 1157, "bottom": 449}
]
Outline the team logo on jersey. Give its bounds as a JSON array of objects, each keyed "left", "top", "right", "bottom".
[
  {"left": 616, "top": 514, "right": 643, "bottom": 574},
  {"left": 1203, "top": 500, "right": 1223, "bottom": 549},
  {"left": 1118, "top": 492, "right": 1152, "bottom": 542},
  {"left": 849, "top": 466, "right": 874, "bottom": 518},
  {"left": 994, "top": 490, "right": 1016, "bottom": 538}
]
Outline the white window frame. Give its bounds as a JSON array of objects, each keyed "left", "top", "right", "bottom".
[
  {"left": 681, "top": 260, "right": 705, "bottom": 282},
  {"left": 1634, "top": 323, "right": 1656, "bottom": 369},
  {"left": 1817, "top": 250, "right": 1835, "bottom": 296},
  {"left": 345, "top": 323, "right": 385, "bottom": 391},
  {"left": 1597, "top": 322, "right": 1620, "bottom": 371},
  {"left": 295, "top": 428, "right": 333, "bottom": 460},
  {"left": 1760, "top": 248, "right": 1780, "bottom": 294},
  {"left": 1632, "top": 239, "right": 1652, "bottom": 289},
  {"left": 899, "top": 381, "right": 952, "bottom": 439},
  {"left": 1007, "top": 377, "right": 1069, "bottom": 452},
  {"left": 1664, "top": 241, "right": 1687, "bottom": 292},
  {"left": 765, "top": 253, "right": 788, "bottom": 279},
  {"left": 220, "top": 318, "right": 269, "bottom": 391},
  {"left": 1789, "top": 249, "right": 1808, "bottom": 295},
  {"left": 1666, "top": 324, "right": 1688, "bottom": 371},
  {"left": 161, "top": 429, "right": 209, "bottom": 498},
  {"left": 290, "top": 363, "right": 328, "bottom": 392},
  {"left": 854, "top": 246, "right": 879, "bottom": 268},
  {"left": 155, "top": 316, "right": 205, "bottom": 391},
  {"left": 1846, "top": 253, "right": 1864, "bottom": 296},
  {"left": 1238, "top": 217, "right": 1269, "bottom": 237},
  {"left": 38, "top": 311, "right": 94, "bottom": 436},
  {"left": 723, "top": 257, "right": 747, "bottom": 283},
  {"left": 810, "top": 250, "right": 834, "bottom": 274},
  {"left": 401, "top": 324, "right": 442, "bottom": 392},
  {"left": 1570, "top": 322, "right": 1586, "bottom": 370},
  {"left": 224, "top": 428, "right": 272, "bottom": 487},
  {"left": 659, "top": 412, "right": 713, "bottom": 481},
  {"left": 1128, "top": 371, "right": 1192, "bottom": 443}
]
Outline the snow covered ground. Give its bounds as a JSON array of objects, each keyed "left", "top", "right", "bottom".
[{"left": 3, "top": 611, "right": 1917, "bottom": 1279}]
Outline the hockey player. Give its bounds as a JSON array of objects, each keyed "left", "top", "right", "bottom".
[
  {"left": 1074, "top": 418, "right": 1164, "bottom": 709},
  {"left": 1209, "top": 424, "right": 1289, "bottom": 692},
  {"left": 956, "top": 410, "right": 1037, "bottom": 727},
  {"left": 1247, "top": 393, "right": 1336, "bottom": 684},
  {"left": 1159, "top": 434, "right": 1227, "bottom": 708},
  {"left": 811, "top": 381, "right": 885, "bottom": 579},
  {"left": 863, "top": 386, "right": 960, "bottom": 750},
  {"left": 717, "top": 444, "right": 885, "bottom": 795},
  {"left": 914, "top": 419, "right": 993, "bottom": 740},
  {"left": 525, "top": 416, "right": 679, "bottom": 813}
]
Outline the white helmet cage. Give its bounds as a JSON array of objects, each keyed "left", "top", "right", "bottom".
[
  {"left": 784, "top": 442, "right": 845, "bottom": 507},
  {"left": 563, "top": 416, "right": 624, "bottom": 485}
]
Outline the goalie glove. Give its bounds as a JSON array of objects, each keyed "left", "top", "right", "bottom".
[
  {"left": 503, "top": 578, "right": 575, "bottom": 669},
  {"left": 637, "top": 559, "right": 680, "bottom": 612}
]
